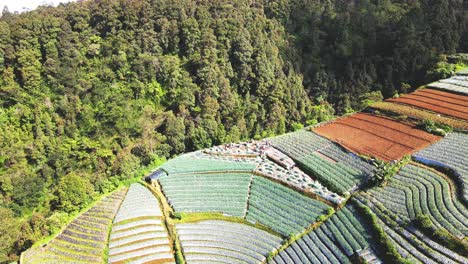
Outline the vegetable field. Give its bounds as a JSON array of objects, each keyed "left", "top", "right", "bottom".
[
  {"left": 254, "top": 160, "right": 344, "bottom": 204},
  {"left": 159, "top": 173, "right": 252, "bottom": 217},
  {"left": 246, "top": 176, "right": 330, "bottom": 236},
  {"left": 387, "top": 89, "right": 468, "bottom": 120},
  {"left": 297, "top": 153, "right": 366, "bottom": 194},
  {"left": 271, "top": 205, "right": 374, "bottom": 264},
  {"left": 176, "top": 220, "right": 282, "bottom": 263},
  {"left": 22, "top": 189, "right": 127, "bottom": 264},
  {"left": 355, "top": 195, "right": 467, "bottom": 264},
  {"left": 109, "top": 184, "right": 174, "bottom": 264},
  {"left": 269, "top": 130, "right": 374, "bottom": 193},
  {"left": 160, "top": 155, "right": 257, "bottom": 175},
  {"left": 268, "top": 130, "right": 330, "bottom": 160},
  {"left": 314, "top": 113, "right": 441, "bottom": 161},
  {"left": 414, "top": 132, "right": 468, "bottom": 202},
  {"left": 370, "top": 101, "right": 468, "bottom": 129},
  {"left": 367, "top": 165, "right": 468, "bottom": 237}
]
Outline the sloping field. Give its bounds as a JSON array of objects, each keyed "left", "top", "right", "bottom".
[
  {"left": 22, "top": 189, "right": 127, "bottom": 264},
  {"left": 355, "top": 194, "right": 468, "bottom": 264},
  {"left": 413, "top": 132, "right": 468, "bottom": 202},
  {"left": 254, "top": 160, "right": 344, "bottom": 204},
  {"left": 271, "top": 205, "right": 374, "bottom": 264},
  {"left": 159, "top": 173, "right": 252, "bottom": 217},
  {"left": 366, "top": 164, "right": 468, "bottom": 238},
  {"left": 268, "top": 130, "right": 330, "bottom": 160},
  {"left": 246, "top": 176, "right": 330, "bottom": 236},
  {"left": 176, "top": 220, "right": 282, "bottom": 263},
  {"left": 269, "top": 130, "right": 374, "bottom": 193},
  {"left": 314, "top": 113, "right": 441, "bottom": 161},
  {"left": 109, "top": 183, "right": 174, "bottom": 264},
  {"left": 370, "top": 101, "right": 468, "bottom": 130},
  {"left": 160, "top": 155, "right": 257, "bottom": 175},
  {"left": 387, "top": 89, "right": 468, "bottom": 120}
]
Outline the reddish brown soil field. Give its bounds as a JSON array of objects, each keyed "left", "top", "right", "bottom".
[
  {"left": 313, "top": 113, "right": 441, "bottom": 161},
  {"left": 387, "top": 89, "right": 468, "bottom": 120}
]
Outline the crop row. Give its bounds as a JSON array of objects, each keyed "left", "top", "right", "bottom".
[
  {"left": 176, "top": 220, "right": 282, "bottom": 263},
  {"left": 109, "top": 184, "right": 174, "bottom": 264},
  {"left": 413, "top": 132, "right": 468, "bottom": 202},
  {"left": 159, "top": 173, "right": 251, "bottom": 217},
  {"left": 113, "top": 183, "right": 162, "bottom": 224},
  {"left": 319, "top": 144, "right": 374, "bottom": 178},
  {"left": 427, "top": 81, "right": 468, "bottom": 96},
  {"left": 268, "top": 130, "right": 331, "bottom": 160},
  {"left": 356, "top": 193, "right": 466, "bottom": 264},
  {"left": 246, "top": 176, "right": 330, "bottom": 236},
  {"left": 272, "top": 205, "right": 370, "bottom": 263},
  {"left": 254, "top": 160, "right": 344, "bottom": 204},
  {"left": 297, "top": 153, "right": 363, "bottom": 194},
  {"left": 369, "top": 165, "right": 468, "bottom": 237},
  {"left": 160, "top": 154, "right": 257, "bottom": 175},
  {"left": 370, "top": 101, "right": 468, "bottom": 130},
  {"left": 22, "top": 189, "right": 127, "bottom": 264}
]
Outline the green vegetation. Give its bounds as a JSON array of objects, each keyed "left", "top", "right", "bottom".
[
  {"left": 246, "top": 176, "right": 330, "bottom": 236},
  {"left": 416, "top": 119, "right": 453, "bottom": 136},
  {"left": 0, "top": 0, "right": 467, "bottom": 261},
  {"left": 353, "top": 200, "right": 411, "bottom": 264},
  {"left": 370, "top": 156, "right": 411, "bottom": 187},
  {"left": 413, "top": 214, "right": 468, "bottom": 257}
]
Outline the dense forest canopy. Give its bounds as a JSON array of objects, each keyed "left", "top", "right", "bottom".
[{"left": 0, "top": 0, "right": 466, "bottom": 261}]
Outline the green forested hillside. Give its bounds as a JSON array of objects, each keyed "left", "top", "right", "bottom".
[{"left": 0, "top": 0, "right": 466, "bottom": 261}]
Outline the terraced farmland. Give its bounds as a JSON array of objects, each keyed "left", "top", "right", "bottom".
[
  {"left": 370, "top": 101, "right": 468, "bottom": 130},
  {"left": 413, "top": 132, "right": 468, "bottom": 202},
  {"left": 21, "top": 74, "right": 468, "bottom": 264},
  {"left": 109, "top": 183, "right": 174, "bottom": 264},
  {"left": 159, "top": 172, "right": 252, "bottom": 217},
  {"left": 271, "top": 205, "right": 373, "bottom": 264},
  {"left": 354, "top": 195, "right": 467, "bottom": 264},
  {"left": 246, "top": 176, "right": 330, "bottom": 236},
  {"left": 387, "top": 89, "right": 468, "bottom": 120},
  {"left": 254, "top": 159, "right": 344, "bottom": 204},
  {"left": 22, "top": 189, "right": 127, "bottom": 264},
  {"left": 176, "top": 220, "right": 282, "bottom": 263},
  {"left": 297, "top": 153, "right": 366, "bottom": 194},
  {"left": 160, "top": 155, "right": 257, "bottom": 175},
  {"left": 366, "top": 164, "right": 468, "bottom": 237},
  {"left": 314, "top": 113, "right": 441, "bottom": 161},
  {"left": 268, "top": 130, "right": 331, "bottom": 160},
  {"left": 268, "top": 130, "right": 374, "bottom": 194}
]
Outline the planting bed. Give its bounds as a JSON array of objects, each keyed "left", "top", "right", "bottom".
[
  {"left": 355, "top": 195, "right": 467, "bottom": 264},
  {"left": 159, "top": 172, "right": 252, "bottom": 217},
  {"left": 370, "top": 101, "right": 468, "bottom": 130},
  {"left": 254, "top": 160, "right": 344, "bottom": 204},
  {"left": 176, "top": 220, "right": 282, "bottom": 263},
  {"left": 366, "top": 165, "right": 468, "bottom": 237},
  {"left": 246, "top": 176, "right": 330, "bottom": 236},
  {"left": 314, "top": 113, "right": 441, "bottom": 161},
  {"left": 160, "top": 154, "right": 257, "bottom": 175},
  {"left": 109, "top": 183, "right": 174, "bottom": 264},
  {"left": 414, "top": 132, "right": 468, "bottom": 202},
  {"left": 271, "top": 205, "right": 374, "bottom": 264},
  {"left": 387, "top": 89, "right": 468, "bottom": 120},
  {"left": 22, "top": 189, "right": 127, "bottom": 264}
]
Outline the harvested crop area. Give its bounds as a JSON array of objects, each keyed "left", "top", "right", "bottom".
[
  {"left": 387, "top": 89, "right": 468, "bottom": 120},
  {"left": 313, "top": 113, "right": 441, "bottom": 161},
  {"left": 370, "top": 102, "right": 468, "bottom": 130}
]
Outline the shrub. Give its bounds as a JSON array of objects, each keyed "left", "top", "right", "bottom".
[{"left": 413, "top": 214, "right": 468, "bottom": 257}]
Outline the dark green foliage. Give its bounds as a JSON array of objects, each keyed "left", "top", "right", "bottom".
[
  {"left": 414, "top": 214, "right": 468, "bottom": 257},
  {"left": 416, "top": 119, "right": 453, "bottom": 136},
  {"left": 0, "top": 0, "right": 466, "bottom": 261},
  {"left": 353, "top": 200, "right": 412, "bottom": 264}
]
